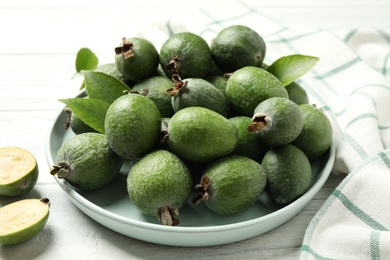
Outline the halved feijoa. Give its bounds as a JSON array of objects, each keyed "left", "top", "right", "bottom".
[
  {"left": 0, "top": 147, "right": 39, "bottom": 197},
  {"left": 0, "top": 198, "right": 50, "bottom": 245}
]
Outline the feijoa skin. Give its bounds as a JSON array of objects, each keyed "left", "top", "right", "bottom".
[
  {"left": 225, "top": 66, "right": 288, "bottom": 117},
  {"left": 159, "top": 32, "right": 212, "bottom": 79},
  {"left": 114, "top": 37, "right": 159, "bottom": 81},
  {"left": 167, "top": 107, "right": 238, "bottom": 162},
  {"left": 261, "top": 144, "right": 312, "bottom": 205},
  {"left": 168, "top": 76, "right": 230, "bottom": 117},
  {"left": 0, "top": 147, "right": 39, "bottom": 197},
  {"left": 210, "top": 25, "right": 266, "bottom": 73},
  {"left": 104, "top": 93, "right": 162, "bottom": 160},
  {"left": 229, "top": 116, "right": 269, "bottom": 162},
  {"left": 132, "top": 76, "right": 175, "bottom": 118},
  {"left": 285, "top": 81, "right": 309, "bottom": 105},
  {"left": 127, "top": 150, "right": 192, "bottom": 226},
  {"left": 291, "top": 104, "right": 333, "bottom": 160},
  {"left": 51, "top": 133, "right": 123, "bottom": 190},
  {"left": 205, "top": 75, "right": 228, "bottom": 96},
  {"left": 193, "top": 155, "right": 267, "bottom": 215},
  {"left": 248, "top": 97, "right": 304, "bottom": 146},
  {"left": 0, "top": 198, "right": 50, "bottom": 245}
]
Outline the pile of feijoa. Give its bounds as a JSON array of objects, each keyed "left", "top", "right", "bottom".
[{"left": 52, "top": 24, "right": 333, "bottom": 226}]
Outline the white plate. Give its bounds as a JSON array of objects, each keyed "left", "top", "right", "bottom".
[{"left": 45, "top": 101, "right": 336, "bottom": 247}]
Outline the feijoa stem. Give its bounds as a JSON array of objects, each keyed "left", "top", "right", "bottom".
[
  {"left": 50, "top": 161, "right": 70, "bottom": 178},
  {"left": 63, "top": 107, "right": 72, "bottom": 130},
  {"left": 166, "top": 74, "right": 187, "bottom": 97},
  {"left": 40, "top": 197, "right": 51, "bottom": 206},
  {"left": 165, "top": 55, "right": 181, "bottom": 75},
  {"left": 114, "top": 37, "right": 134, "bottom": 59},
  {"left": 192, "top": 176, "right": 211, "bottom": 205},
  {"left": 156, "top": 206, "right": 180, "bottom": 226}
]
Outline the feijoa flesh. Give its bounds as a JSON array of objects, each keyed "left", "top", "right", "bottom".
[
  {"left": 0, "top": 147, "right": 39, "bottom": 197},
  {"left": 193, "top": 155, "right": 267, "bottom": 215},
  {"left": 0, "top": 198, "right": 50, "bottom": 245},
  {"left": 127, "top": 150, "right": 192, "bottom": 226},
  {"left": 51, "top": 133, "right": 123, "bottom": 190}
]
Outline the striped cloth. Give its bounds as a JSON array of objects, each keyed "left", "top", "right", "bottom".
[{"left": 141, "top": 2, "right": 390, "bottom": 258}]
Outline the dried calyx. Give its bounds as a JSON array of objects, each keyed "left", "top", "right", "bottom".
[
  {"left": 247, "top": 113, "right": 272, "bottom": 133},
  {"left": 63, "top": 107, "right": 72, "bottom": 130},
  {"left": 115, "top": 37, "right": 134, "bottom": 59},
  {"left": 166, "top": 74, "right": 188, "bottom": 97},
  {"left": 156, "top": 205, "right": 180, "bottom": 226},
  {"left": 192, "top": 176, "right": 211, "bottom": 205},
  {"left": 165, "top": 55, "right": 181, "bottom": 75},
  {"left": 50, "top": 161, "right": 71, "bottom": 178}
]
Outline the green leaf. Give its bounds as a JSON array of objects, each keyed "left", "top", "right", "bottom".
[
  {"left": 75, "top": 48, "right": 99, "bottom": 73},
  {"left": 266, "top": 54, "right": 319, "bottom": 86},
  {"left": 82, "top": 70, "right": 131, "bottom": 104},
  {"left": 59, "top": 98, "right": 110, "bottom": 134}
]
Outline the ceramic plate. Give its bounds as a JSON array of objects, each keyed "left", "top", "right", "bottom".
[{"left": 45, "top": 100, "right": 336, "bottom": 247}]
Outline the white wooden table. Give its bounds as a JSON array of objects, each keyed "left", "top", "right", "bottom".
[{"left": 0, "top": 1, "right": 388, "bottom": 259}]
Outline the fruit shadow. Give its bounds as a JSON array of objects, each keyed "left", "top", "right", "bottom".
[
  {"left": 0, "top": 220, "right": 54, "bottom": 259},
  {"left": 0, "top": 188, "right": 43, "bottom": 207}
]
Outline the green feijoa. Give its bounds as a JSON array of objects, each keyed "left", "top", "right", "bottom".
[
  {"left": 127, "top": 150, "right": 192, "bottom": 226},
  {"left": 205, "top": 75, "right": 228, "bottom": 96},
  {"left": 248, "top": 97, "right": 303, "bottom": 146},
  {"left": 207, "top": 59, "right": 225, "bottom": 76},
  {"left": 168, "top": 76, "right": 230, "bottom": 117},
  {"left": 167, "top": 107, "right": 238, "bottom": 162},
  {"left": 104, "top": 93, "right": 162, "bottom": 160},
  {"left": 193, "top": 155, "right": 267, "bottom": 215},
  {"left": 291, "top": 104, "right": 333, "bottom": 160},
  {"left": 210, "top": 25, "right": 266, "bottom": 73},
  {"left": 114, "top": 37, "right": 159, "bottom": 81},
  {"left": 50, "top": 133, "right": 123, "bottom": 190},
  {"left": 229, "top": 116, "right": 269, "bottom": 162},
  {"left": 159, "top": 32, "right": 212, "bottom": 79},
  {"left": 132, "top": 76, "right": 175, "bottom": 118},
  {"left": 285, "top": 81, "right": 309, "bottom": 105},
  {"left": 261, "top": 144, "right": 312, "bottom": 205},
  {"left": 0, "top": 198, "right": 50, "bottom": 245},
  {"left": 226, "top": 66, "right": 288, "bottom": 116}
]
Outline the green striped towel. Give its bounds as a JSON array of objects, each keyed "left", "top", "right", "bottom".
[{"left": 141, "top": 2, "right": 390, "bottom": 258}]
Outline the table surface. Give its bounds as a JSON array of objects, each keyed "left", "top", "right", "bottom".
[{"left": 1, "top": 1, "right": 389, "bottom": 259}]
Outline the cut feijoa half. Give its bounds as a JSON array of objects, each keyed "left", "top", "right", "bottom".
[
  {"left": 0, "top": 147, "right": 39, "bottom": 197},
  {"left": 0, "top": 198, "right": 50, "bottom": 245}
]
